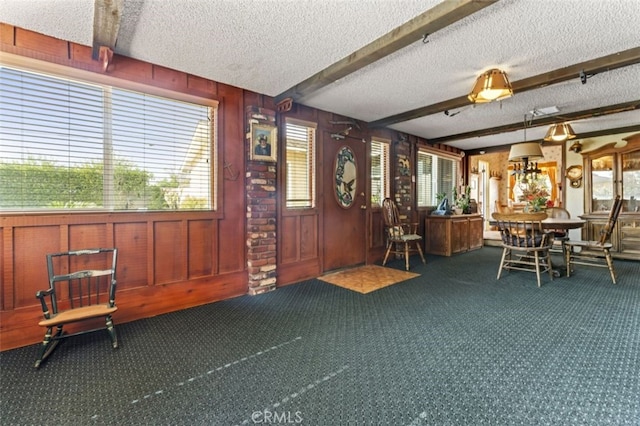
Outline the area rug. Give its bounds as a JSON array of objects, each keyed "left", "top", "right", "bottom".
[{"left": 318, "top": 264, "right": 419, "bottom": 294}]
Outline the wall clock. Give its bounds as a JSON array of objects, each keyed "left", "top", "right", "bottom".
[{"left": 566, "top": 165, "right": 583, "bottom": 188}]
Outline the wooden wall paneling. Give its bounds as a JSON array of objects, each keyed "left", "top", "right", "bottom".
[
  {"left": 188, "top": 219, "right": 215, "bottom": 278},
  {"left": 1, "top": 227, "right": 7, "bottom": 310},
  {"left": 0, "top": 23, "right": 15, "bottom": 46},
  {"left": 14, "top": 27, "right": 68, "bottom": 58},
  {"left": 280, "top": 216, "right": 300, "bottom": 264},
  {"left": 68, "top": 223, "right": 107, "bottom": 251},
  {"left": 13, "top": 226, "right": 60, "bottom": 309},
  {"left": 300, "top": 214, "right": 318, "bottom": 260},
  {"left": 218, "top": 84, "right": 246, "bottom": 273},
  {"left": 153, "top": 220, "right": 186, "bottom": 284},
  {"left": 113, "top": 222, "right": 148, "bottom": 289}
]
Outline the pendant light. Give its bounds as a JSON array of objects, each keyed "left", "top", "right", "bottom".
[{"left": 468, "top": 68, "right": 513, "bottom": 103}]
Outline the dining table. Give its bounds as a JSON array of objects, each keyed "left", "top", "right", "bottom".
[
  {"left": 540, "top": 217, "right": 586, "bottom": 230},
  {"left": 489, "top": 216, "right": 587, "bottom": 277}
]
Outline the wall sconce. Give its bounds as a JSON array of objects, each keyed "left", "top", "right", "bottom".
[
  {"left": 543, "top": 123, "right": 576, "bottom": 142},
  {"left": 468, "top": 68, "right": 513, "bottom": 103},
  {"left": 509, "top": 142, "right": 544, "bottom": 182},
  {"left": 569, "top": 140, "right": 583, "bottom": 153}
]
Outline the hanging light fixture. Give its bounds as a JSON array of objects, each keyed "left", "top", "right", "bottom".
[
  {"left": 543, "top": 123, "right": 577, "bottom": 142},
  {"left": 510, "top": 114, "right": 544, "bottom": 183},
  {"left": 509, "top": 142, "right": 544, "bottom": 182},
  {"left": 468, "top": 68, "right": 514, "bottom": 103}
]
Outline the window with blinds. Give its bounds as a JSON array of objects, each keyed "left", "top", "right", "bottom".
[
  {"left": 370, "top": 139, "right": 390, "bottom": 206},
  {"left": 0, "top": 65, "right": 216, "bottom": 211},
  {"left": 417, "top": 151, "right": 459, "bottom": 207},
  {"left": 285, "top": 119, "right": 316, "bottom": 209}
]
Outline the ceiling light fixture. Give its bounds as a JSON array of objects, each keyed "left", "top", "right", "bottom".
[
  {"left": 468, "top": 68, "right": 513, "bottom": 103},
  {"left": 510, "top": 114, "right": 543, "bottom": 183},
  {"left": 543, "top": 123, "right": 576, "bottom": 142},
  {"left": 509, "top": 142, "right": 544, "bottom": 183}
]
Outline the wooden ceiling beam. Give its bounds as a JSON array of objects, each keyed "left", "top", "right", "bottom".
[
  {"left": 370, "top": 46, "right": 640, "bottom": 128},
  {"left": 427, "top": 100, "right": 640, "bottom": 144},
  {"left": 275, "top": 0, "right": 497, "bottom": 103},
  {"left": 465, "top": 124, "right": 640, "bottom": 155},
  {"left": 92, "top": 0, "right": 124, "bottom": 61}
]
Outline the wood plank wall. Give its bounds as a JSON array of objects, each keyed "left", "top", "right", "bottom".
[{"left": 0, "top": 25, "right": 252, "bottom": 350}]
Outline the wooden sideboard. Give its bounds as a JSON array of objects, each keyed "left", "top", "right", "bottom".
[{"left": 425, "top": 213, "right": 484, "bottom": 256}]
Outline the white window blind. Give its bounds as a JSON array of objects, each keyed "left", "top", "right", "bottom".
[
  {"left": 285, "top": 119, "right": 316, "bottom": 208},
  {"left": 0, "top": 65, "right": 215, "bottom": 211},
  {"left": 370, "top": 139, "right": 390, "bottom": 206},
  {"left": 417, "top": 151, "right": 459, "bottom": 207}
]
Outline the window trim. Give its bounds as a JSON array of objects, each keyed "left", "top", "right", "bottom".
[
  {"left": 370, "top": 137, "right": 391, "bottom": 208},
  {"left": 283, "top": 117, "right": 317, "bottom": 212},
  {"left": 416, "top": 148, "right": 462, "bottom": 208},
  {"left": 1, "top": 53, "right": 221, "bottom": 215}
]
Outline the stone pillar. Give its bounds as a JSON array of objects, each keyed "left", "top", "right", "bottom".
[{"left": 246, "top": 106, "right": 277, "bottom": 295}]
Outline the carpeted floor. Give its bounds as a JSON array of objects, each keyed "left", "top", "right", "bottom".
[
  {"left": 318, "top": 264, "right": 419, "bottom": 294},
  {"left": 1, "top": 246, "right": 639, "bottom": 425}
]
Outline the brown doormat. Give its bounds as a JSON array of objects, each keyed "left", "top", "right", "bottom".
[{"left": 318, "top": 265, "right": 419, "bottom": 294}]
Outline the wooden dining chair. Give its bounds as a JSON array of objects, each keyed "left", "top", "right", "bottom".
[
  {"left": 34, "top": 248, "right": 119, "bottom": 368},
  {"left": 381, "top": 198, "right": 426, "bottom": 271},
  {"left": 492, "top": 212, "right": 555, "bottom": 287},
  {"left": 565, "top": 195, "right": 623, "bottom": 284}
]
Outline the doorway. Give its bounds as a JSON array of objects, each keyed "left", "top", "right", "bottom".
[{"left": 322, "top": 132, "right": 368, "bottom": 272}]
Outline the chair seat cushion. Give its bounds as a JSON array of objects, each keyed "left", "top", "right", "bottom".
[
  {"left": 400, "top": 234, "right": 422, "bottom": 241},
  {"left": 502, "top": 233, "right": 548, "bottom": 248},
  {"left": 39, "top": 304, "right": 117, "bottom": 327}
]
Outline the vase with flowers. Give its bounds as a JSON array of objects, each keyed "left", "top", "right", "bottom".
[{"left": 519, "top": 180, "right": 553, "bottom": 212}]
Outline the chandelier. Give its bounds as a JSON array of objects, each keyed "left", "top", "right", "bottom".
[{"left": 509, "top": 142, "right": 544, "bottom": 183}]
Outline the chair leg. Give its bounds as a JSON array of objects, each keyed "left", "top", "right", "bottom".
[
  {"left": 545, "top": 250, "right": 554, "bottom": 281},
  {"left": 534, "top": 251, "right": 542, "bottom": 288},
  {"left": 604, "top": 249, "right": 617, "bottom": 284},
  {"left": 497, "top": 248, "right": 508, "bottom": 280},
  {"left": 382, "top": 242, "right": 393, "bottom": 266},
  {"left": 565, "top": 247, "right": 572, "bottom": 278},
  {"left": 415, "top": 242, "right": 426, "bottom": 265},
  {"left": 404, "top": 242, "right": 410, "bottom": 271},
  {"left": 106, "top": 315, "right": 118, "bottom": 349},
  {"left": 34, "top": 325, "right": 63, "bottom": 368}
]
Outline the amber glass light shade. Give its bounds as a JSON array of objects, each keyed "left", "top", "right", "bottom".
[
  {"left": 468, "top": 68, "right": 513, "bottom": 103},
  {"left": 544, "top": 123, "right": 576, "bottom": 142}
]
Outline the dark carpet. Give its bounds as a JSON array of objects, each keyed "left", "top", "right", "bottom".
[{"left": 1, "top": 247, "right": 639, "bottom": 425}]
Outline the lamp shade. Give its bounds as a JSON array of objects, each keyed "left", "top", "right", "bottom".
[
  {"left": 468, "top": 68, "right": 513, "bottom": 103},
  {"left": 509, "top": 142, "right": 543, "bottom": 162},
  {"left": 544, "top": 123, "right": 576, "bottom": 142}
]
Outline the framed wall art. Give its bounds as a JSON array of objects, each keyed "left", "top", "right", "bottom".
[
  {"left": 250, "top": 123, "right": 277, "bottom": 162},
  {"left": 334, "top": 145, "right": 357, "bottom": 208}
]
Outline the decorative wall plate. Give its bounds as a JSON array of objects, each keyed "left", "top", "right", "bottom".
[{"left": 334, "top": 146, "right": 357, "bottom": 208}]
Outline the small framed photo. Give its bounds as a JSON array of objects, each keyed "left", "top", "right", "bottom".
[{"left": 250, "top": 123, "right": 277, "bottom": 162}]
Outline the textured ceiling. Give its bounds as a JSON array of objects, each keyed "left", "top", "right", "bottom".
[{"left": 1, "top": 0, "right": 639, "bottom": 150}]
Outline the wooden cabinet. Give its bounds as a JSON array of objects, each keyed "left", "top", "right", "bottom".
[
  {"left": 580, "top": 133, "right": 640, "bottom": 260},
  {"left": 425, "top": 213, "right": 483, "bottom": 256}
]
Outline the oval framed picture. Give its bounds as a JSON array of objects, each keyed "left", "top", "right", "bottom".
[{"left": 334, "top": 145, "right": 357, "bottom": 208}]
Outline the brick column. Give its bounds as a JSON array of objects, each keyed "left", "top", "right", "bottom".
[{"left": 246, "top": 106, "right": 277, "bottom": 295}]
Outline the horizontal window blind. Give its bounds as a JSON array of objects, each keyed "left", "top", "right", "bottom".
[
  {"left": 0, "top": 65, "right": 214, "bottom": 211},
  {"left": 285, "top": 120, "right": 316, "bottom": 209},
  {"left": 370, "top": 139, "right": 390, "bottom": 206},
  {"left": 417, "top": 151, "right": 458, "bottom": 207}
]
